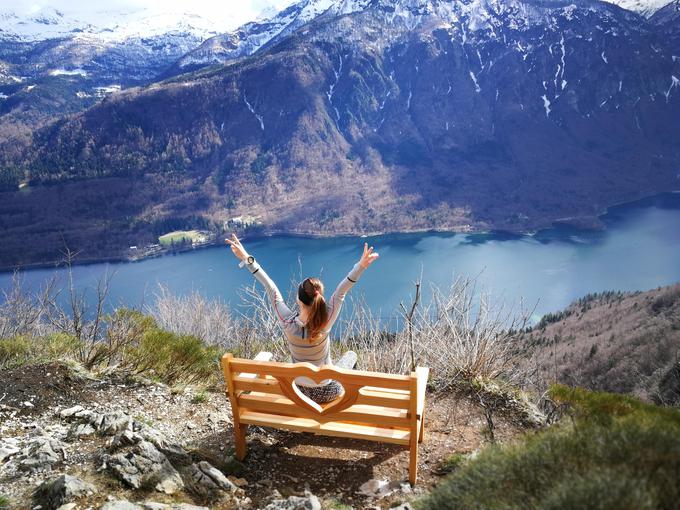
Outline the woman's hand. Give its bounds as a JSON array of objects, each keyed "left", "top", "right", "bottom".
[
  {"left": 225, "top": 233, "right": 250, "bottom": 261},
  {"left": 359, "top": 242, "right": 379, "bottom": 269}
]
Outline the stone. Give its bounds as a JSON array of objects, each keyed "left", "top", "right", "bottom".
[
  {"left": 68, "top": 423, "right": 96, "bottom": 439},
  {"left": 33, "top": 474, "right": 97, "bottom": 510},
  {"left": 56, "top": 504, "right": 77, "bottom": 510},
  {"left": 358, "top": 479, "right": 400, "bottom": 499},
  {"left": 207, "top": 412, "right": 229, "bottom": 425},
  {"left": 100, "top": 501, "right": 144, "bottom": 510},
  {"left": 59, "top": 406, "right": 84, "bottom": 419},
  {"left": 96, "top": 411, "right": 133, "bottom": 436},
  {"left": 104, "top": 441, "right": 184, "bottom": 494},
  {"left": 262, "top": 491, "right": 321, "bottom": 510},
  {"left": 142, "top": 504, "right": 208, "bottom": 510},
  {"left": 0, "top": 438, "right": 21, "bottom": 462},
  {"left": 18, "top": 437, "right": 66, "bottom": 472},
  {"left": 137, "top": 427, "right": 191, "bottom": 466},
  {"left": 101, "top": 502, "right": 209, "bottom": 510},
  {"left": 187, "top": 461, "right": 237, "bottom": 500}
]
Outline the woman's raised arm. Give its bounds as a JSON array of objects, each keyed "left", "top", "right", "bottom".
[
  {"left": 325, "top": 242, "right": 379, "bottom": 329},
  {"left": 226, "top": 234, "right": 296, "bottom": 324}
]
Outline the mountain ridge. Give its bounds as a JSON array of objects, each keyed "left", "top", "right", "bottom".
[{"left": 1, "top": 0, "right": 680, "bottom": 267}]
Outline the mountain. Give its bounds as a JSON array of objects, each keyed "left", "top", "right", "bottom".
[
  {"left": 1, "top": 0, "right": 680, "bottom": 268},
  {"left": 0, "top": 7, "right": 227, "bottom": 151},
  {"left": 602, "top": 0, "right": 673, "bottom": 17},
  {"left": 166, "top": 0, "right": 373, "bottom": 76},
  {"left": 650, "top": 0, "right": 680, "bottom": 50},
  {"left": 516, "top": 283, "right": 680, "bottom": 405}
]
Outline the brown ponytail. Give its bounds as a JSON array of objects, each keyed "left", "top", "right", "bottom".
[{"left": 298, "top": 277, "right": 328, "bottom": 341}]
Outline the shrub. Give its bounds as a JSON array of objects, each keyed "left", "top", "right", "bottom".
[
  {"left": 123, "top": 327, "right": 220, "bottom": 385},
  {"left": 0, "top": 494, "right": 10, "bottom": 510},
  {"left": 0, "top": 333, "right": 81, "bottom": 369},
  {"left": 416, "top": 388, "right": 680, "bottom": 510}
]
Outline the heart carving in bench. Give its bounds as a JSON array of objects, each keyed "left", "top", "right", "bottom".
[{"left": 274, "top": 369, "right": 361, "bottom": 416}]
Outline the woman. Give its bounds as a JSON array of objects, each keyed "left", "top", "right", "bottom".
[{"left": 225, "top": 234, "right": 379, "bottom": 404}]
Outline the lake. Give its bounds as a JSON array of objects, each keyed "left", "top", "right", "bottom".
[{"left": 2, "top": 193, "right": 680, "bottom": 325}]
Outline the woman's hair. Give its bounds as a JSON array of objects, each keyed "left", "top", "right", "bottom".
[{"left": 298, "top": 277, "right": 328, "bottom": 341}]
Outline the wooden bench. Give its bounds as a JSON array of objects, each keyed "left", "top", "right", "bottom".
[{"left": 220, "top": 352, "right": 429, "bottom": 485}]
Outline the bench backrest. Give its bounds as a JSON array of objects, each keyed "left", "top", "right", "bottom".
[{"left": 221, "top": 353, "right": 417, "bottom": 429}]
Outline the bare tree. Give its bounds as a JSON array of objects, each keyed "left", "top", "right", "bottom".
[
  {"left": 0, "top": 271, "right": 55, "bottom": 339},
  {"left": 45, "top": 247, "right": 114, "bottom": 367}
]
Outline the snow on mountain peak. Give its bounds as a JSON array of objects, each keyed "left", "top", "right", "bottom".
[
  {"left": 0, "top": 6, "right": 232, "bottom": 43},
  {"left": 600, "top": 0, "right": 672, "bottom": 17}
]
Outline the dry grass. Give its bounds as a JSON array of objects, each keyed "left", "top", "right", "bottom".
[{"left": 1, "top": 269, "right": 530, "bottom": 390}]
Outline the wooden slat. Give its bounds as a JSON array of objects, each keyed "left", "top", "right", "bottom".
[
  {"left": 238, "top": 392, "right": 410, "bottom": 428},
  {"left": 228, "top": 359, "right": 412, "bottom": 390},
  {"left": 233, "top": 376, "right": 285, "bottom": 395},
  {"left": 239, "top": 410, "right": 411, "bottom": 445},
  {"left": 356, "top": 388, "right": 411, "bottom": 409}
]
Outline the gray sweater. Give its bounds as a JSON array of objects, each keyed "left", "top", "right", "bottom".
[{"left": 245, "top": 258, "right": 365, "bottom": 386}]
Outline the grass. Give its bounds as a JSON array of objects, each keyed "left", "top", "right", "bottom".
[
  {"left": 158, "top": 230, "right": 205, "bottom": 246},
  {"left": 0, "top": 333, "right": 82, "bottom": 369},
  {"left": 191, "top": 391, "right": 208, "bottom": 404},
  {"left": 416, "top": 386, "right": 680, "bottom": 510},
  {"left": 0, "top": 495, "right": 9, "bottom": 510},
  {"left": 0, "top": 313, "right": 220, "bottom": 387}
]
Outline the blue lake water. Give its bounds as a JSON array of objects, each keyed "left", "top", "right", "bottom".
[{"left": 2, "top": 193, "right": 680, "bottom": 325}]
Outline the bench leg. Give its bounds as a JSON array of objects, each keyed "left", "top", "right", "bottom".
[
  {"left": 409, "top": 437, "right": 418, "bottom": 486},
  {"left": 419, "top": 415, "right": 425, "bottom": 443},
  {"left": 234, "top": 422, "right": 248, "bottom": 461}
]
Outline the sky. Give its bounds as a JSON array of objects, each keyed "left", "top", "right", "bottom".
[{"left": 0, "top": 0, "right": 295, "bottom": 30}]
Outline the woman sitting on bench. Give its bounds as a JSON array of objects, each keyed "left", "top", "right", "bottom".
[{"left": 226, "top": 234, "right": 379, "bottom": 404}]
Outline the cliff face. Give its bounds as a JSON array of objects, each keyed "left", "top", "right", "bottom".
[{"left": 2, "top": 0, "right": 680, "bottom": 267}]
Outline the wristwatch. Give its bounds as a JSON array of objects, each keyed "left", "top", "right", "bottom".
[{"left": 239, "top": 255, "right": 255, "bottom": 268}]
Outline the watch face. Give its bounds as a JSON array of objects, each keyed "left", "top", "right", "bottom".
[{"left": 247, "top": 256, "right": 255, "bottom": 264}]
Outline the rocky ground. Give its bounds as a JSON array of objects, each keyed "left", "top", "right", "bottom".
[{"left": 0, "top": 362, "right": 536, "bottom": 509}]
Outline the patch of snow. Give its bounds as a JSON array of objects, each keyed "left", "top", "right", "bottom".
[
  {"left": 379, "top": 90, "right": 390, "bottom": 110},
  {"left": 541, "top": 94, "right": 551, "bottom": 118},
  {"left": 243, "top": 93, "right": 264, "bottom": 131},
  {"left": 406, "top": 89, "right": 412, "bottom": 110},
  {"left": 26, "top": 85, "right": 35, "bottom": 91},
  {"left": 601, "top": 51, "right": 608, "bottom": 64},
  {"left": 469, "top": 71, "right": 481, "bottom": 93},
  {"left": 664, "top": 76, "right": 679, "bottom": 103},
  {"left": 0, "top": 92, "right": 8, "bottom": 99}
]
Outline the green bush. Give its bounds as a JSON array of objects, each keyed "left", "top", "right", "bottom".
[
  {"left": 417, "top": 387, "right": 680, "bottom": 510},
  {"left": 124, "top": 327, "right": 220, "bottom": 385},
  {"left": 0, "top": 494, "right": 9, "bottom": 510}
]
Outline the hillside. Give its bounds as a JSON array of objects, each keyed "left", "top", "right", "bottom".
[
  {"left": 1, "top": 0, "right": 680, "bottom": 269},
  {"left": 516, "top": 283, "right": 680, "bottom": 405}
]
